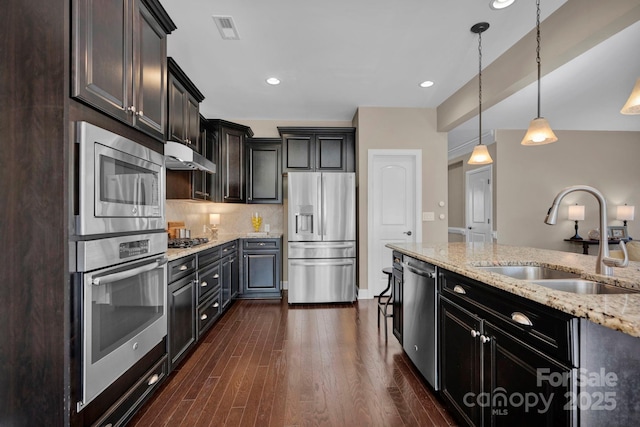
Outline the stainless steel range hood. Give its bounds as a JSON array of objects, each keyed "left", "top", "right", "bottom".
[{"left": 165, "top": 141, "right": 216, "bottom": 173}]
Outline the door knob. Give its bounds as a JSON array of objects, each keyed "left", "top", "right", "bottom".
[{"left": 403, "top": 231, "right": 412, "bottom": 236}]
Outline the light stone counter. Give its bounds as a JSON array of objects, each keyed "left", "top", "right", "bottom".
[
  {"left": 167, "top": 233, "right": 283, "bottom": 261},
  {"left": 387, "top": 242, "right": 640, "bottom": 338}
]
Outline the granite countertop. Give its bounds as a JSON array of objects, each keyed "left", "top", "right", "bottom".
[
  {"left": 387, "top": 242, "right": 640, "bottom": 338},
  {"left": 167, "top": 233, "right": 283, "bottom": 261}
]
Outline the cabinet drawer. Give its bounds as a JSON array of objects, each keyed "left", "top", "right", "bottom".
[
  {"left": 197, "top": 261, "right": 221, "bottom": 303},
  {"left": 441, "top": 271, "right": 576, "bottom": 364},
  {"left": 243, "top": 239, "right": 280, "bottom": 250},
  {"left": 168, "top": 255, "right": 196, "bottom": 282},
  {"left": 220, "top": 240, "right": 237, "bottom": 256},
  {"left": 198, "top": 246, "right": 221, "bottom": 268},
  {"left": 92, "top": 355, "right": 168, "bottom": 427},
  {"left": 198, "top": 291, "right": 221, "bottom": 338}
]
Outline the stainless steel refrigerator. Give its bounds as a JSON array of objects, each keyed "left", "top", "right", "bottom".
[{"left": 287, "top": 172, "right": 356, "bottom": 303}]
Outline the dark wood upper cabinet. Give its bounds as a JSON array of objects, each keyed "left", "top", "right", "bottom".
[
  {"left": 246, "top": 138, "right": 282, "bottom": 204},
  {"left": 72, "top": 0, "right": 175, "bottom": 141},
  {"left": 209, "top": 120, "right": 253, "bottom": 203},
  {"left": 167, "top": 57, "right": 204, "bottom": 149},
  {"left": 278, "top": 127, "right": 356, "bottom": 172}
]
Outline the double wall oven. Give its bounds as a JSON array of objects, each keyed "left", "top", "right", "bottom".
[{"left": 72, "top": 122, "right": 167, "bottom": 411}]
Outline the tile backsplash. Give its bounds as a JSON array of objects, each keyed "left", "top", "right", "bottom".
[{"left": 166, "top": 200, "right": 284, "bottom": 237}]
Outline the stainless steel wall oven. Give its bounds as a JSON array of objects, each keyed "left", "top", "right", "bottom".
[{"left": 74, "top": 233, "right": 168, "bottom": 411}]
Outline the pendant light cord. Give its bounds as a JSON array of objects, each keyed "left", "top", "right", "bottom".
[
  {"left": 536, "top": 0, "right": 541, "bottom": 118},
  {"left": 478, "top": 29, "right": 483, "bottom": 145}
]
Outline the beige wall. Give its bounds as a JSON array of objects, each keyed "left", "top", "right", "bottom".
[
  {"left": 448, "top": 161, "right": 465, "bottom": 228},
  {"left": 496, "top": 130, "right": 640, "bottom": 253},
  {"left": 355, "top": 107, "right": 448, "bottom": 292},
  {"left": 447, "top": 143, "right": 498, "bottom": 237}
]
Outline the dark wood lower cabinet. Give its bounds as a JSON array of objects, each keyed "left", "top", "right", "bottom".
[
  {"left": 440, "top": 298, "right": 482, "bottom": 426},
  {"left": 392, "top": 267, "right": 403, "bottom": 343},
  {"left": 168, "top": 273, "right": 197, "bottom": 370},
  {"left": 239, "top": 238, "right": 282, "bottom": 299},
  {"left": 439, "top": 295, "right": 573, "bottom": 427},
  {"left": 482, "top": 322, "right": 572, "bottom": 427}
]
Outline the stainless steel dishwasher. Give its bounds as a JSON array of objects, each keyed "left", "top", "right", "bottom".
[{"left": 403, "top": 258, "right": 438, "bottom": 390}]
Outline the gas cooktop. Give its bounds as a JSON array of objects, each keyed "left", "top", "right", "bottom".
[{"left": 167, "top": 237, "right": 209, "bottom": 249}]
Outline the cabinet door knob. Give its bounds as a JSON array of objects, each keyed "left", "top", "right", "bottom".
[
  {"left": 480, "top": 335, "right": 491, "bottom": 344},
  {"left": 470, "top": 330, "right": 479, "bottom": 338},
  {"left": 511, "top": 312, "right": 533, "bottom": 326},
  {"left": 126, "top": 105, "right": 136, "bottom": 114},
  {"left": 453, "top": 285, "right": 466, "bottom": 294}
]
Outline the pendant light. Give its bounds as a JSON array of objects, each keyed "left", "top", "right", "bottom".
[
  {"left": 521, "top": 0, "right": 557, "bottom": 146},
  {"left": 621, "top": 78, "right": 640, "bottom": 114},
  {"left": 468, "top": 22, "right": 493, "bottom": 165}
]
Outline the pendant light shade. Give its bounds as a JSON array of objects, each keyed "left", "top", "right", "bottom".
[
  {"left": 521, "top": 117, "right": 558, "bottom": 145},
  {"left": 521, "top": 0, "right": 556, "bottom": 146},
  {"left": 467, "top": 22, "right": 493, "bottom": 166},
  {"left": 468, "top": 143, "right": 493, "bottom": 165},
  {"left": 621, "top": 78, "right": 640, "bottom": 115}
]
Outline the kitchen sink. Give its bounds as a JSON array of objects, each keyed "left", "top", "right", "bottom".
[
  {"left": 529, "top": 279, "right": 639, "bottom": 295},
  {"left": 476, "top": 265, "right": 580, "bottom": 280}
]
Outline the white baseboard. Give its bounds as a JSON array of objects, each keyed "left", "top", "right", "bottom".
[{"left": 357, "top": 288, "right": 375, "bottom": 300}]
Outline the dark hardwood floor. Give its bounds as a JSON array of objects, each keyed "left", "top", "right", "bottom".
[{"left": 130, "top": 296, "right": 457, "bottom": 427}]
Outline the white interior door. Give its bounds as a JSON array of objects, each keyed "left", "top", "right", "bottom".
[
  {"left": 465, "top": 166, "right": 493, "bottom": 243},
  {"left": 368, "top": 150, "right": 422, "bottom": 298}
]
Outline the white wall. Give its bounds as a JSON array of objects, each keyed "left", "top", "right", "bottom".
[{"left": 496, "top": 130, "right": 640, "bottom": 253}]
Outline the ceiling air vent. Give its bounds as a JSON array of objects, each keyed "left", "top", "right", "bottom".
[{"left": 212, "top": 15, "right": 240, "bottom": 40}]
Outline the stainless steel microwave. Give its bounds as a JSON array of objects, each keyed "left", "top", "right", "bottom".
[{"left": 75, "top": 122, "right": 165, "bottom": 236}]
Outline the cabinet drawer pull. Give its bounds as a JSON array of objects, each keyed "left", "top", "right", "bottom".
[
  {"left": 394, "top": 257, "right": 401, "bottom": 264},
  {"left": 470, "top": 329, "right": 479, "bottom": 338},
  {"left": 147, "top": 374, "right": 159, "bottom": 386},
  {"left": 511, "top": 312, "right": 533, "bottom": 326},
  {"left": 213, "top": 274, "right": 219, "bottom": 279},
  {"left": 258, "top": 242, "right": 265, "bottom": 246},
  {"left": 480, "top": 335, "right": 491, "bottom": 344},
  {"left": 201, "top": 281, "right": 208, "bottom": 287},
  {"left": 200, "top": 314, "right": 208, "bottom": 320},
  {"left": 453, "top": 285, "right": 466, "bottom": 294},
  {"left": 179, "top": 265, "right": 188, "bottom": 271},
  {"left": 213, "top": 302, "right": 219, "bottom": 308}
]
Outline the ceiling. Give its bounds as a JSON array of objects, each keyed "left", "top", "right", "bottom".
[{"left": 158, "top": 0, "right": 640, "bottom": 152}]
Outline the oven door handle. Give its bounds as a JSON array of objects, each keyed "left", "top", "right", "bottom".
[{"left": 91, "top": 256, "right": 168, "bottom": 286}]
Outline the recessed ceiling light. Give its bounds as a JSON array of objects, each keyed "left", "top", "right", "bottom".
[
  {"left": 490, "top": 0, "right": 515, "bottom": 10},
  {"left": 419, "top": 81, "right": 434, "bottom": 88},
  {"left": 266, "top": 77, "right": 281, "bottom": 85}
]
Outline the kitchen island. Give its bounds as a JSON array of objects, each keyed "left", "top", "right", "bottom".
[
  {"left": 387, "top": 242, "right": 640, "bottom": 337},
  {"left": 388, "top": 242, "right": 640, "bottom": 427}
]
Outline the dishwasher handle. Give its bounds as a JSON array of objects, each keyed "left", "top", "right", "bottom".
[{"left": 403, "top": 262, "right": 436, "bottom": 279}]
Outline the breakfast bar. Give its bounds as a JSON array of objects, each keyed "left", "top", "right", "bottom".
[{"left": 388, "top": 242, "right": 640, "bottom": 427}]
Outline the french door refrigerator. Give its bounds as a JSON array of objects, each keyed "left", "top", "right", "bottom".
[{"left": 287, "top": 172, "right": 356, "bottom": 303}]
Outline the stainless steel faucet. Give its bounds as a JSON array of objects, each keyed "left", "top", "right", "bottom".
[{"left": 545, "top": 185, "right": 628, "bottom": 275}]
